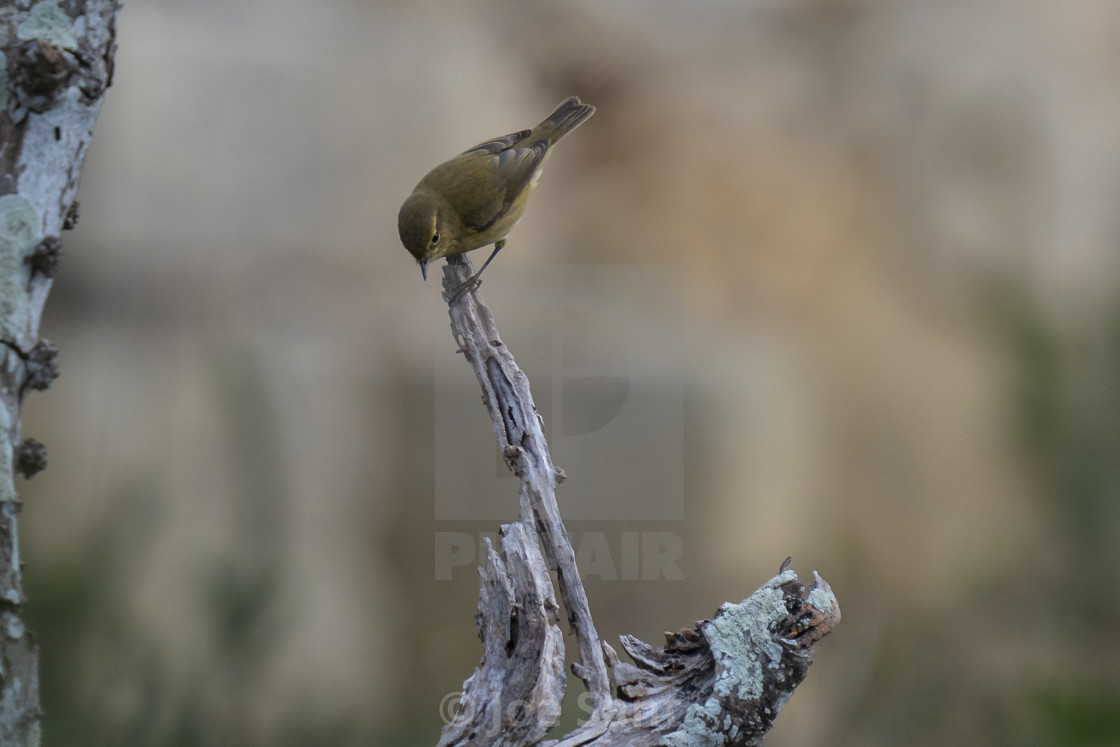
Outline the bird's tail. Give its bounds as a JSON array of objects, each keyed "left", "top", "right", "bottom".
[{"left": 536, "top": 97, "right": 596, "bottom": 142}]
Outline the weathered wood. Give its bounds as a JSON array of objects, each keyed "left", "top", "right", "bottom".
[
  {"left": 437, "top": 522, "right": 566, "bottom": 747},
  {"left": 554, "top": 571, "right": 840, "bottom": 746},
  {"left": 439, "top": 257, "right": 613, "bottom": 725},
  {"left": 435, "top": 257, "right": 840, "bottom": 745},
  {"left": 0, "top": 1, "right": 122, "bottom": 742}
]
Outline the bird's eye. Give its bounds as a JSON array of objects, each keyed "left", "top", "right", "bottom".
[{"left": 431, "top": 233, "right": 440, "bottom": 245}]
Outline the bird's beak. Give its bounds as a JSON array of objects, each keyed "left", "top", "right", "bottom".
[{"left": 420, "top": 259, "right": 428, "bottom": 281}]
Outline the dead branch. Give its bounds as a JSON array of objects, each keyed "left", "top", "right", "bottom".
[{"left": 436, "top": 257, "right": 839, "bottom": 746}]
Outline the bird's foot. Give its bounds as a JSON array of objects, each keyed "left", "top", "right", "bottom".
[{"left": 443, "top": 272, "right": 482, "bottom": 302}]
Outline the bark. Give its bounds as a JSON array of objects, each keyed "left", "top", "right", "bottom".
[
  {"left": 436, "top": 258, "right": 840, "bottom": 746},
  {"left": 0, "top": 1, "right": 122, "bottom": 742}
]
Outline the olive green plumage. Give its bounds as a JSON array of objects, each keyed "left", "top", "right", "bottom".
[{"left": 398, "top": 97, "right": 596, "bottom": 280}]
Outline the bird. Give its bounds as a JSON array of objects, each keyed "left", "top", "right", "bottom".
[{"left": 398, "top": 97, "right": 596, "bottom": 284}]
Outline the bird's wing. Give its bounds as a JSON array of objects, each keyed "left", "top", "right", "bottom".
[
  {"left": 458, "top": 132, "right": 551, "bottom": 232},
  {"left": 462, "top": 129, "right": 533, "bottom": 156}
]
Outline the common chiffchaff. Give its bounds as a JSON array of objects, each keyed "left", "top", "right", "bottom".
[{"left": 398, "top": 97, "right": 595, "bottom": 281}]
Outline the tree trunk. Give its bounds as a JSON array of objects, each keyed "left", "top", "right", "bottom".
[{"left": 0, "top": 2, "right": 122, "bottom": 742}]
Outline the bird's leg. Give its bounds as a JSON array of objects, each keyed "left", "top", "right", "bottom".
[
  {"left": 446, "top": 240, "right": 504, "bottom": 301},
  {"left": 473, "top": 240, "right": 504, "bottom": 280}
]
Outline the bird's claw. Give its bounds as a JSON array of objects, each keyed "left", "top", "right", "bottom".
[{"left": 444, "top": 273, "right": 482, "bottom": 302}]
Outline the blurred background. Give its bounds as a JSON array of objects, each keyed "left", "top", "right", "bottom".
[{"left": 19, "top": 0, "right": 1120, "bottom": 744}]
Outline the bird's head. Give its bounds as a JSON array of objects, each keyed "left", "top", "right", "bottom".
[{"left": 397, "top": 190, "right": 460, "bottom": 280}]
